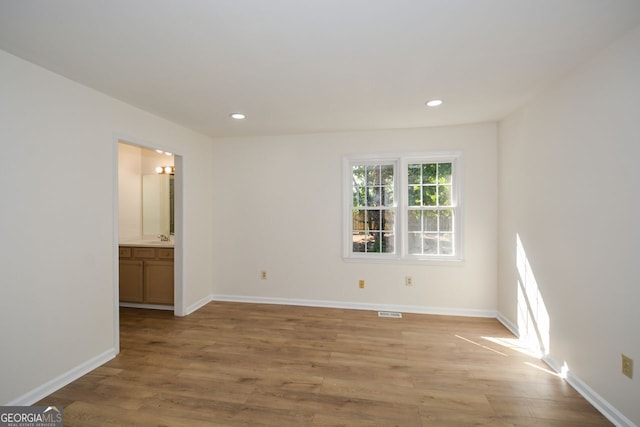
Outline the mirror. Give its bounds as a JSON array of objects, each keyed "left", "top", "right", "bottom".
[{"left": 142, "top": 174, "right": 174, "bottom": 236}]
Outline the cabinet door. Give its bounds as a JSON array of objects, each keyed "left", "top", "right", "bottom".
[
  {"left": 144, "top": 260, "right": 174, "bottom": 305},
  {"left": 119, "top": 260, "right": 144, "bottom": 303}
]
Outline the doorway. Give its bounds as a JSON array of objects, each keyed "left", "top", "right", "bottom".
[{"left": 113, "top": 138, "right": 184, "bottom": 350}]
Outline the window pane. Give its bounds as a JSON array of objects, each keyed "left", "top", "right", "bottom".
[
  {"left": 368, "top": 232, "right": 382, "bottom": 252},
  {"left": 352, "top": 210, "right": 365, "bottom": 231},
  {"left": 366, "top": 165, "right": 380, "bottom": 186},
  {"left": 438, "top": 185, "right": 452, "bottom": 206},
  {"left": 367, "top": 187, "right": 381, "bottom": 206},
  {"left": 352, "top": 165, "right": 365, "bottom": 186},
  {"left": 353, "top": 229, "right": 394, "bottom": 254},
  {"left": 353, "top": 186, "right": 365, "bottom": 207},
  {"left": 408, "top": 185, "right": 421, "bottom": 206},
  {"left": 352, "top": 231, "right": 366, "bottom": 252},
  {"left": 410, "top": 232, "right": 444, "bottom": 255},
  {"left": 423, "top": 233, "right": 438, "bottom": 254},
  {"left": 424, "top": 211, "right": 438, "bottom": 231},
  {"left": 382, "top": 186, "right": 394, "bottom": 206},
  {"left": 381, "top": 165, "right": 394, "bottom": 185},
  {"left": 423, "top": 186, "right": 437, "bottom": 206},
  {"left": 382, "top": 210, "right": 395, "bottom": 230},
  {"left": 440, "top": 210, "right": 453, "bottom": 232},
  {"left": 438, "top": 163, "right": 452, "bottom": 184},
  {"left": 352, "top": 165, "right": 365, "bottom": 207},
  {"left": 383, "top": 232, "right": 395, "bottom": 253},
  {"left": 408, "top": 232, "right": 422, "bottom": 254},
  {"left": 368, "top": 210, "right": 381, "bottom": 231},
  {"left": 408, "top": 164, "right": 421, "bottom": 184},
  {"left": 408, "top": 210, "right": 421, "bottom": 232},
  {"left": 440, "top": 233, "right": 453, "bottom": 255},
  {"left": 422, "top": 164, "right": 437, "bottom": 184}
]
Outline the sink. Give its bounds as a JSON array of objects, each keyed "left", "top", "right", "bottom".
[{"left": 142, "top": 240, "right": 170, "bottom": 245}]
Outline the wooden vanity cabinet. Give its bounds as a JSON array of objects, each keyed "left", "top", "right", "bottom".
[{"left": 119, "top": 246, "right": 174, "bottom": 305}]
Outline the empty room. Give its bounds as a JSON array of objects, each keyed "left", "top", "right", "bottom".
[{"left": 1, "top": 1, "right": 639, "bottom": 425}]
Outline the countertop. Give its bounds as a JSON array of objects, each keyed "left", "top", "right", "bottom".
[{"left": 119, "top": 238, "right": 174, "bottom": 248}]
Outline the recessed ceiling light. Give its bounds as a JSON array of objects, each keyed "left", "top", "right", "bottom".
[
  {"left": 230, "top": 113, "right": 246, "bottom": 120},
  {"left": 425, "top": 99, "right": 443, "bottom": 107}
]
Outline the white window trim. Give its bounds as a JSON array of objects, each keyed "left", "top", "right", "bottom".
[{"left": 343, "top": 151, "right": 464, "bottom": 264}]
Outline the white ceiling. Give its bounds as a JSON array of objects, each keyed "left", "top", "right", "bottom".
[{"left": 1, "top": 0, "right": 640, "bottom": 138}]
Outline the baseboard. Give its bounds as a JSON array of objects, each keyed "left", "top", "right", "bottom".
[
  {"left": 6, "top": 348, "right": 116, "bottom": 406},
  {"left": 185, "top": 294, "right": 214, "bottom": 315},
  {"left": 496, "top": 311, "right": 519, "bottom": 337},
  {"left": 543, "top": 355, "right": 636, "bottom": 427},
  {"left": 210, "top": 294, "right": 496, "bottom": 318}
]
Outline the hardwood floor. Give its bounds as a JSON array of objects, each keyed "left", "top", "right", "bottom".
[{"left": 37, "top": 302, "right": 612, "bottom": 426}]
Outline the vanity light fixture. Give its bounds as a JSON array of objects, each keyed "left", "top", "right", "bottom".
[
  {"left": 155, "top": 149, "right": 173, "bottom": 156},
  {"left": 155, "top": 166, "right": 175, "bottom": 175},
  {"left": 425, "top": 99, "right": 443, "bottom": 107},
  {"left": 230, "top": 113, "right": 246, "bottom": 120}
]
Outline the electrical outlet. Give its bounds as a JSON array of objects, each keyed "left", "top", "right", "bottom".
[
  {"left": 261, "top": 270, "right": 267, "bottom": 280},
  {"left": 622, "top": 354, "right": 633, "bottom": 379},
  {"left": 359, "top": 279, "right": 365, "bottom": 289},
  {"left": 405, "top": 276, "right": 413, "bottom": 286}
]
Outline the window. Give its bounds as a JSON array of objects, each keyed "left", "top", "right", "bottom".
[
  {"left": 351, "top": 163, "right": 396, "bottom": 255},
  {"left": 344, "top": 152, "right": 462, "bottom": 262}
]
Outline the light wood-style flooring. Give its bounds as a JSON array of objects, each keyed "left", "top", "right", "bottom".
[{"left": 37, "top": 302, "right": 611, "bottom": 426}]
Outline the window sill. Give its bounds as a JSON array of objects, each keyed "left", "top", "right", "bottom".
[{"left": 342, "top": 256, "right": 465, "bottom": 267}]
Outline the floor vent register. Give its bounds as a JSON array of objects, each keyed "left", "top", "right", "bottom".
[{"left": 377, "top": 311, "right": 403, "bottom": 319}]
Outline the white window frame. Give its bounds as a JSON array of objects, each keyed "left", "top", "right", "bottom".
[{"left": 343, "top": 151, "right": 463, "bottom": 263}]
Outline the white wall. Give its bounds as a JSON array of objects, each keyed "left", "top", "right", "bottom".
[
  {"left": 0, "top": 49, "right": 214, "bottom": 404},
  {"left": 212, "top": 123, "right": 497, "bottom": 314},
  {"left": 498, "top": 26, "right": 640, "bottom": 425}
]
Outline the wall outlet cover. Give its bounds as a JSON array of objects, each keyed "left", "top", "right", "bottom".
[{"left": 622, "top": 354, "right": 633, "bottom": 379}]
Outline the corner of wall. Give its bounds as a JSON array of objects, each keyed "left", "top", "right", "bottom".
[
  {"left": 496, "top": 311, "right": 519, "bottom": 338},
  {"left": 6, "top": 349, "right": 116, "bottom": 406},
  {"left": 542, "top": 355, "right": 637, "bottom": 427}
]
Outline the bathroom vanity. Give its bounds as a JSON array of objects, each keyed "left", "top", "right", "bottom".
[{"left": 118, "top": 240, "right": 174, "bottom": 306}]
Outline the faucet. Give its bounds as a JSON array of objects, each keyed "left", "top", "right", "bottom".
[{"left": 159, "top": 234, "right": 170, "bottom": 242}]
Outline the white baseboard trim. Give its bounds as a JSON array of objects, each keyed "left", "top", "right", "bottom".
[
  {"left": 496, "top": 311, "right": 519, "bottom": 337},
  {"left": 6, "top": 348, "right": 116, "bottom": 406},
  {"left": 185, "top": 294, "right": 214, "bottom": 315},
  {"left": 543, "top": 355, "right": 636, "bottom": 427},
  {"left": 210, "top": 294, "right": 496, "bottom": 318}
]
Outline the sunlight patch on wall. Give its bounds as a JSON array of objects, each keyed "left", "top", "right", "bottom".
[{"left": 516, "top": 234, "right": 550, "bottom": 357}]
